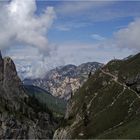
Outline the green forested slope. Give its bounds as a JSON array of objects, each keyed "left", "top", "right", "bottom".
[{"left": 23, "top": 85, "right": 67, "bottom": 116}]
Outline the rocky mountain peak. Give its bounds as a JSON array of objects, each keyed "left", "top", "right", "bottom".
[
  {"left": 0, "top": 55, "right": 24, "bottom": 101},
  {"left": 0, "top": 51, "right": 58, "bottom": 139},
  {"left": 3, "top": 57, "right": 21, "bottom": 86},
  {"left": 0, "top": 54, "right": 21, "bottom": 85}
]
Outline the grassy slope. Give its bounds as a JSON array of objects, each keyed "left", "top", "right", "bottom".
[
  {"left": 96, "top": 116, "right": 140, "bottom": 139},
  {"left": 59, "top": 53, "right": 140, "bottom": 139}
]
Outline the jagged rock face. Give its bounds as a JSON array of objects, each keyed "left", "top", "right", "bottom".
[
  {"left": 0, "top": 112, "right": 56, "bottom": 139},
  {"left": 0, "top": 51, "right": 57, "bottom": 139},
  {"left": 3, "top": 57, "right": 21, "bottom": 85},
  {"left": 24, "top": 62, "right": 103, "bottom": 100},
  {"left": 3, "top": 57, "right": 25, "bottom": 100},
  {"left": 53, "top": 53, "right": 140, "bottom": 139}
]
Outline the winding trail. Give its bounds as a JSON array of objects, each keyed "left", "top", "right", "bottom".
[
  {"left": 100, "top": 69, "right": 140, "bottom": 99},
  {"left": 94, "top": 68, "right": 140, "bottom": 135}
]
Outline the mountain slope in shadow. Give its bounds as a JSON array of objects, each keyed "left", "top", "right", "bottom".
[{"left": 23, "top": 85, "right": 67, "bottom": 116}]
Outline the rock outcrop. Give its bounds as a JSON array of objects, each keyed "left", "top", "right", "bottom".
[{"left": 0, "top": 51, "right": 57, "bottom": 139}]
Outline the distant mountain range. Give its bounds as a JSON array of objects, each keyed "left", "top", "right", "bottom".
[
  {"left": 23, "top": 62, "right": 103, "bottom": 100},
  {"left": 54, "top": 53, "right": 140, "bottom": 139}
]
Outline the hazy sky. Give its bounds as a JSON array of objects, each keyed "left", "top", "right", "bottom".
[{"left": 0, "top": 0, "right": 140, "bottom": 79}]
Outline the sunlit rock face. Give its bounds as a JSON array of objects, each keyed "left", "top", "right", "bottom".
[
  {"left": 0, "top": 51, "right": 57, "bottom": 139},
  {"left": 23, "top": 62, "right": 103, "bottom": 100}
]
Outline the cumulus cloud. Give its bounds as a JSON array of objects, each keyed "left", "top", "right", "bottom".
[
  {"left": 114, "top": 18, "right": 140, "bottom": 51},
  {"left": 0, "top": 0, "right": 56, "bottom": 52},
  {"left": 0, "top": 0, "right": 56, "bottom": 78}
]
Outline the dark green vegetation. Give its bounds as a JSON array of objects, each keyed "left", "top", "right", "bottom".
[
  {"left": 96, "top": 116, "right": 140, "bottom": 139},
  {"left": 54, "top": 53, "right": 140, "bottom": 139},
  {"left": 23, "top": 85, "right": 67, "bottom": 116}
]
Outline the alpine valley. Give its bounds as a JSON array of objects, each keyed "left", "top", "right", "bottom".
[{"left": 1, "top": 50, "right": 140, "bottom": 139}]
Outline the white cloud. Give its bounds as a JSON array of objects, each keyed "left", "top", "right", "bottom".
[
  {"left": 91, "top": 34, "right": 106, "bottom": 41},
  {"left": 46, "top": 42, "right": 132, "bottom": 66},
  {"left": 56, "top": 25, "right": 71, "bottom": 31},
  {"left": 56, "top": 1, "right": 140, "bottom": 22},
  {"left": 0, "top": 0, "right": 56, "bottom": 53},
  {"left": 0, "top": 0, "right": 56, "bottom": 78},
  {"left": 5, "top": 44, "right": 66, "bottom": 79},
  {"left": 114, "top": 18, "right": 140, "bottom": 51},
  {"left": 57, "top": 1, "right": 114, "bottom": 16},
  {"left": 56, "top": 22, "right": 91, "bottom": 31}
]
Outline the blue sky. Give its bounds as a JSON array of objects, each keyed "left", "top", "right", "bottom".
[
  {"left": 0, "top": 0, "right": 140, "bottom": 78},
  {"left": 36, "top": 1, "right": 139, "bottom": 43},
  {"left": 36, "top": 1, "right": 139, "bottom": 39},
  {"left": 36, "top": 1, "right": 140, "bottom": 52}
]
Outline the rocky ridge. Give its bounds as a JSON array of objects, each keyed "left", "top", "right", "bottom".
[{"left": 53, "top": 53, "right": 140, "bottom": 139}]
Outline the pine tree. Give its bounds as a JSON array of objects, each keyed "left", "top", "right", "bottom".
[
  {"left": 88, "top": 71, "right": 92, "bottom": 78},
  {"left": 82, "top": 102, "right": 89, "bottom": 126}
]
